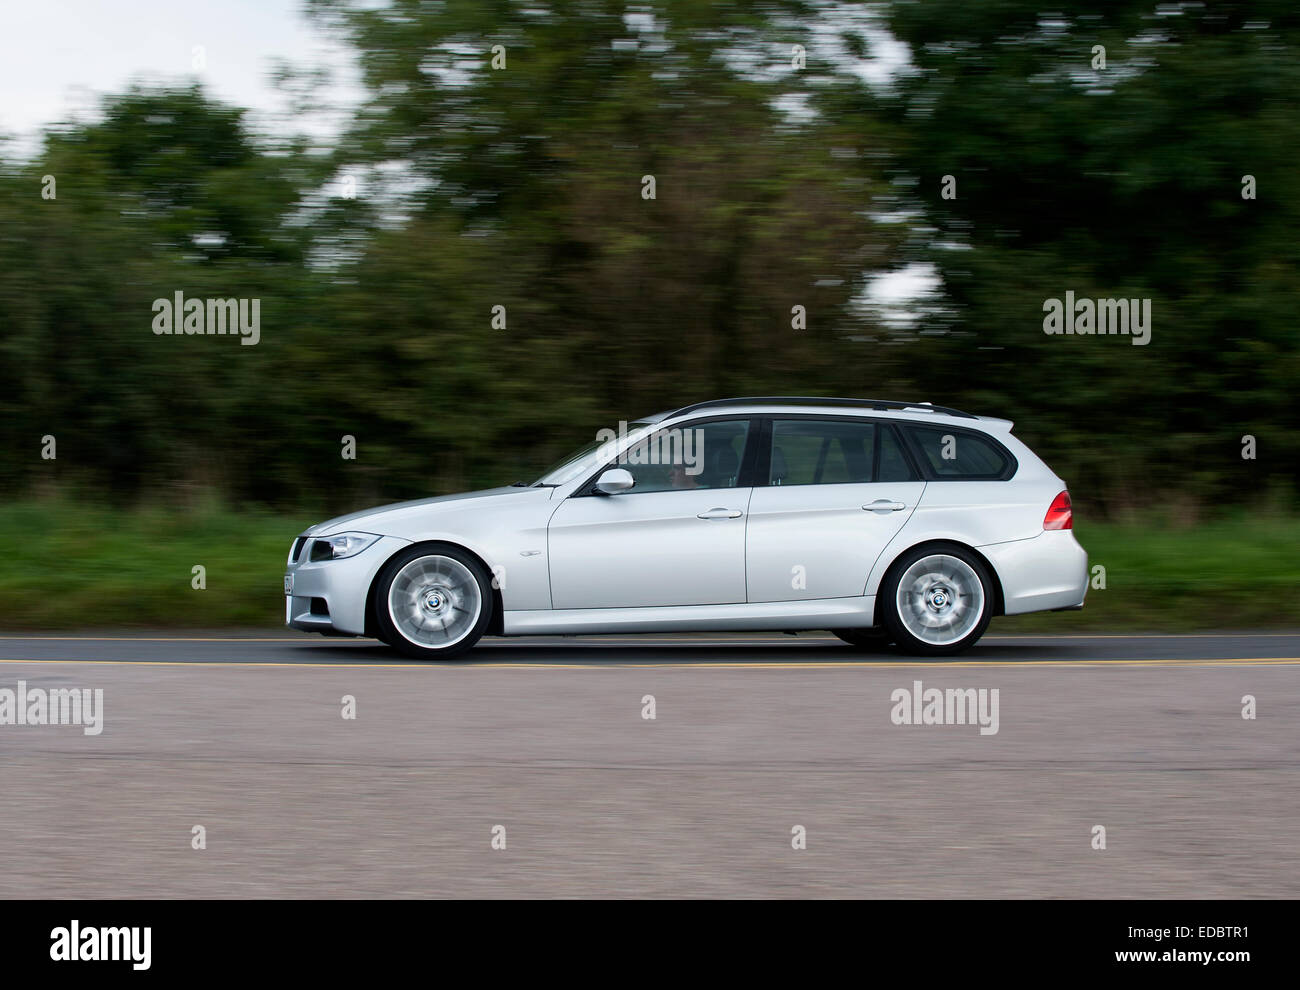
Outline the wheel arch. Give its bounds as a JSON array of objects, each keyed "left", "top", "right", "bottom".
[
  {"left": 870, "top": 538, "right": 1006, "bottom": 627},
  {"left": 364, "top": 539, "right": 505, "bottom": 639}
]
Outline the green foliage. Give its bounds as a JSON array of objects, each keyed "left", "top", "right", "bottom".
[
  {"left": 0, "top": 2, "right": 1296, "bottom": 518},
  {"left": 0, "top": 498, "right": 1293, "bottom": 630},
  {"left": 852, "top": 1, "right": 1300, "bottom": 509},
  {"left": 0, "top": 497, "right": 311, "bottom": 627}
]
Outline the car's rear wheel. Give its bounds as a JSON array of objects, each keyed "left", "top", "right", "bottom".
[
  {"left": 374, "top": 544, "right": 492, "bottom": 660},
  {"left": 832, "top": 628, "right": 892, "bottom": 648},
  {"left": 881, "top": 545, "right": 992, "bottom": 656}
]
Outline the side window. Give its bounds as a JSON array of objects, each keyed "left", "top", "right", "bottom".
[
  {"left": 906, "top": 425, "right": 1011, "bottom": 479},
  {"left": 877, "top": 426, "right": 917, "bottom": 483},
  {"left": 616, "top": 419, "right": 750, "bottom": 493},
  {"left": 769, "top": 420, "right": 874, "bottom": 486}
]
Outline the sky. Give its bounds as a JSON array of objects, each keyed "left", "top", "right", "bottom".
[{"left": 0, "top": 0, "right": 359, "bottom": 158}]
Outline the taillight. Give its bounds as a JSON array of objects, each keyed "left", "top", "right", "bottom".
[{"left": 1043, "top": 490, "right": 1072, "bottom": 530}]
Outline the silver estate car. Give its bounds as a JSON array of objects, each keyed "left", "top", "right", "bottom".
[{"left": 285, "top": 397, "right": 1088, "bottom": 658}]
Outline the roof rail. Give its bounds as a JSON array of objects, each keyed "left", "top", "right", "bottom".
[{"left": 664, "top": 396, "right": 979, "bottom": 420}]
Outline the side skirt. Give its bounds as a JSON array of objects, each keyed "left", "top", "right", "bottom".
[{"left": 501, "top": 596, "right": 875, "bottom": 636}]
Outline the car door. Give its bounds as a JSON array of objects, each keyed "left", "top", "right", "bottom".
[
  {"left": 547, "top": 418, "right": 754, "bottom": 609},
  {"left": 745, "top": 417, "right": 926, "bottom": 602}
]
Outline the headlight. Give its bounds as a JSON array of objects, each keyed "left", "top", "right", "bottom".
[{"left": 309, "top": 532, "right": 381, "bottom": 561}]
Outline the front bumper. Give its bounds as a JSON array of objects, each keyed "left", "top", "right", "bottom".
[
  {"left": 978, "top": 529, "right": 1089, "bottom": 615},
  {"left": 284, "top": 534, "right": 411, "bottom": 635}
]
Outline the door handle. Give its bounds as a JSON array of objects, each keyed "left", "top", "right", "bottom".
[
  {"left": 697, "top": 507, "right": 743, "bottom": 519},
  {"left": 863, "top": 499, "right": 906, "bottom": 512}
]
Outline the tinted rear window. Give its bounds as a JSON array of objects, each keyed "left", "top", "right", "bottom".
[
  {"left": 767, "top": 420, "right": 919, "bottom": 485},
  {"left": 770, "top": 419, "right": 873, "bottom": 485},
  {"left": 906, "top": 425, "right": 1012, "bottom": 479},
  {"left": 877, "top": 425, "right": 916, "bottom": 483}
]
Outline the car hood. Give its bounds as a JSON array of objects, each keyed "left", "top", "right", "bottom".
[{"left": 305, "top": 486, "right": 550, "bottom": 537}]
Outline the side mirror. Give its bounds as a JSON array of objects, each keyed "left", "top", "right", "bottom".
[{"left": 594, "top": 468, "right": 634, "bottom": 495}]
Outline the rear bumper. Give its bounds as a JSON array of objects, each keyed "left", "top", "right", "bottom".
[
  {"left": 978, "top": 530, "right": 1088, "bottom": 615},
  {"left": 284, "top": 535, "right": 410, "bottom": 635}
]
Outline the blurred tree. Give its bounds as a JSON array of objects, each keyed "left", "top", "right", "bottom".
[
  {"left": 853, "top": 1, "right": 1300, "bottom": 511},
  {"left": 4, "top": 2, "right": 1295, "bottom": 514},
  {"left": 306, "top": 0, "right": 904, "bottom": 487},
  {"left": 0, "top": 87, "right": 328, "bottom": 502}
]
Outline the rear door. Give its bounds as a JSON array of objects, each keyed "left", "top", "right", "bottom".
[{"left": 745, "top": 417, "right": 925, "bottom": 602}]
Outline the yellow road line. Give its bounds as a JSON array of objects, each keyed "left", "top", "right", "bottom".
[{"left": 0, "top": 657, "right": 1296, "bottom": 670}]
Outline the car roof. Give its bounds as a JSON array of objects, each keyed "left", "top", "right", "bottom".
[{"left": 645, "top": 397, "right": 1014, "bottom": 432}]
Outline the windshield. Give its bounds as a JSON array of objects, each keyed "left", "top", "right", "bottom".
[{"left": 534, "top": 421, "right": 654, "bottom": 486}]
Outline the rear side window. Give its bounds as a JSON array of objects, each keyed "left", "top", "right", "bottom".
[
  {"left": 877, "top": 426, "right": 915, "bottom": 483},
  {"left": 768, "top": 419, "right": 918, "bottom": 485},
  {"left": 905, "top": 425, "right": 1013, "bottom": 480}
]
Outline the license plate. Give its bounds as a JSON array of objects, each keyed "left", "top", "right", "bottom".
[{"left": 284, "top": 574, "right": 293, "bottom": 596}]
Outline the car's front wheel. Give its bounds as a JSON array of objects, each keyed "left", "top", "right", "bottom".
[
  {"left": 881, "top": 544, "right": 993, "bottom": 656},
  {"left": 374, "top": 544, "right": 492, "bottom": 660}
]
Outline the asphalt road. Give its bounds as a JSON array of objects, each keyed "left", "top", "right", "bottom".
[{"left": 1, "top": 630, "right": 1297, "bottom": 898}]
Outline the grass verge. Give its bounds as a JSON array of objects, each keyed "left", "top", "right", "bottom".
[{"left": 0, "top": 498, "right": 1295, "bottom": 631}]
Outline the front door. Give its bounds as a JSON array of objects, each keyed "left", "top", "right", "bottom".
[{"left": 547, "top": 418, "right": 754, "bottom": 608}]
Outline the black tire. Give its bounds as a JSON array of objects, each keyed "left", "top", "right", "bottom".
[
  {"left": 880, "top": 543, "right": 993, "bottom": 656},
  {"left": 832, "top": 628, "right": 892, "bottom": 648},
  {"left": 373, "top": 543, "right": 493, "bottom": 660}
]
